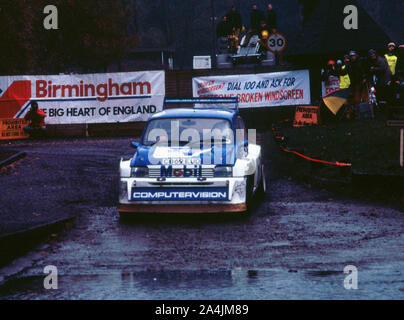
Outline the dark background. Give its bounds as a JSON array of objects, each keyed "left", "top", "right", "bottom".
[{"left": 0, "top": 0, "right": 403, "bottom": 74}]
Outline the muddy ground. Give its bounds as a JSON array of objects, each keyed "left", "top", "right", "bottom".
[{"left": 0, "top": 133, "right": 403, "bottom": 299}]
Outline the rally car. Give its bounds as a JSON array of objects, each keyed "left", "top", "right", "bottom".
[{"left": 118, "top": 98, "right": 266, "bottom": 214}]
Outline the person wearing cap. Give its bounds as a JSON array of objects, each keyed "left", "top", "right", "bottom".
[
  {"left": 321, "top": 60, "right": 339, "bottom": 82},
  {"left": 385, "top": 42, "right": 398, "bottom": 75},
  {"left": 344, "top": 50, "right": 365, "bottom": 86},
  {"left": 340, "top": 50, "right": 368, "bottom": 104},
  {"left": 365, "top": 49, "right": 392, "bottom": 102},
  {"left": 23, "top": 101, "right": 47, "bottom": 138}
]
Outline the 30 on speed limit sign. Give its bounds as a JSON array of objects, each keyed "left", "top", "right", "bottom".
[{"left": 266, "top": 32, "right": 287, "bottom": 53}]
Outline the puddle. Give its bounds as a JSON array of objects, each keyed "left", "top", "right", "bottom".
[
  {"left": 307, "top": 270, "right": 342, "bottom": 277},
  {"left": 2, "top": 267, "right": 400, "bottom": 299}
]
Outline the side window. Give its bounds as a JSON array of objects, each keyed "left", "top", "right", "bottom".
[
  {"left": 235, "top": 116, "right": 248, "bottom": 158},
  {"left": 236, "top": 116, "right": 247, "bottom": 141},
  {"left": 234, "top": 117, "right": 239, "bottom": 130}
]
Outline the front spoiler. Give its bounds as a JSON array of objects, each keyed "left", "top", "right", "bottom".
[{"left": 118, "top": 202, "right": 247, "bottom": 214}]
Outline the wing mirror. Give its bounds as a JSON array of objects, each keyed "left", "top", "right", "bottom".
[
  {"left": 130, "top": 141, "right": 140, "bottom": 149},
  {"left": 236, "top": 140, "right": 248, "bottom": 158},
  {"left": 237, "top": 140, "right": 248, "bottom": 149}
]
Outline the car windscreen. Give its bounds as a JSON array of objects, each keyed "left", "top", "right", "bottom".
[{"left": 142, "top": 117, "right": 233, "bottom": 146}]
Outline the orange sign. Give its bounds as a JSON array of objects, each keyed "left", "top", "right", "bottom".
[
  {"left": 0, "top": 118, "right": 29, "bottom": 140},
  {"left": 293, "top": 106, "right": 320, "bottom": 127}
]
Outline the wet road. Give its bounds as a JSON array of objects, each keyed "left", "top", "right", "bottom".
[{"left": 0, "top": 135, "right": 403, "bottom": 299}]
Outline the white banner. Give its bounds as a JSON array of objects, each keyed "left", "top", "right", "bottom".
[
  {"left": 321, "top": 75, "right": 340, "bottom": 97},
  {"left": 192, "top": 70, "right": 311, "bottom": 108},
  {"left": 0, "top": 70, "right": 165, "bottom": 124}
]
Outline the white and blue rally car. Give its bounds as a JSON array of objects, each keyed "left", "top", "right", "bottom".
[{"left": 118, "top": 98, "right": 266, "bottom": 214}]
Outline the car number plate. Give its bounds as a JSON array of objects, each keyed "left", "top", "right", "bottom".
[{"left": 162, "top": 158, "right": 201, "bottom": 165}]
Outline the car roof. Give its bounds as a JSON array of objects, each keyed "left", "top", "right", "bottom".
[{"left": 149, "top": 108, "right": 237, "bottom": 121}]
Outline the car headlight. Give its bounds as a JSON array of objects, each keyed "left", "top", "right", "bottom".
[
  {"left": 214, "top": 165, "right": 233, "bottom": 177},
  {"left": 131, "top": 166, "right": 148, "bottom": 177}
]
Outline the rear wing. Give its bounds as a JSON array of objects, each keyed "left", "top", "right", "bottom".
[{"left": 164, "top": 97, "right": 239, "bottom": 111}]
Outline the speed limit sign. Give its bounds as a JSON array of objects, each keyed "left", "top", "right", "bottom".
[{"left": 266, "top": 32, "right": 287, "bottom": 53}]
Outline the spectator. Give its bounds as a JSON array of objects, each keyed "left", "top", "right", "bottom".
[
  {"left": 258, "top": 20, "right": 270, "bottom": 39},
  {"left": 321, "top": 60, "right": 339, "bottom": 82},
  {"left": 257, "top": 20, "right": 271, "bottom": 51},
  {"left": 23, "top": 101, "right": 46, "bottom": 138},
  {"left": 388, "top": 45, "right": 404, "bottom": 104},
  {"left": 385, "top": 42, "right": 398, "bottom": 75},
  {"left": 226, "top": 5, "right": 242, "bottom": 34},
  {"left": 340, "top": 50, "right": 367, "bottom": 105},
  {"left": 335, "top": 59, "right": 342, "bottom": 75},
  {"left": 241, "top": 5, "right": 265, "bottom": 48},
  {"left": 339, "top": 55, "right": 351, "bottom": 89},
  {"left": 365, "top": 49, "right": 392, "bottom": 102},
  {"left": 396, "top": 45, "right": 404, "bottom": 76},
  {"left": 346, "top": 51, "right": 365, "bottom": 85},
  {"left": 389, "top": 69, "right": 404, "bottom": 106},
  {"left": 216, "top": 15, "right": 232, "bottom": 38},
  {"left": 226, "top": 6, "right": 243, "bottom": 53},
  {"left": 250, "top": 4, "right": 265, "bottom": 32},
  {"left": 266, "top": 4, "right": 277, "bottom": 33}
]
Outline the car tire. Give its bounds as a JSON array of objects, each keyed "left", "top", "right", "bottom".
[
  {"left": 245, "top": 165, "right": 266, "bottom": 215},
  {"left": 256, "top": 164, "right": 266, "bottom": 200},
  {"left": 245, "top": 174, "right": 255, "bottom": 214}
]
